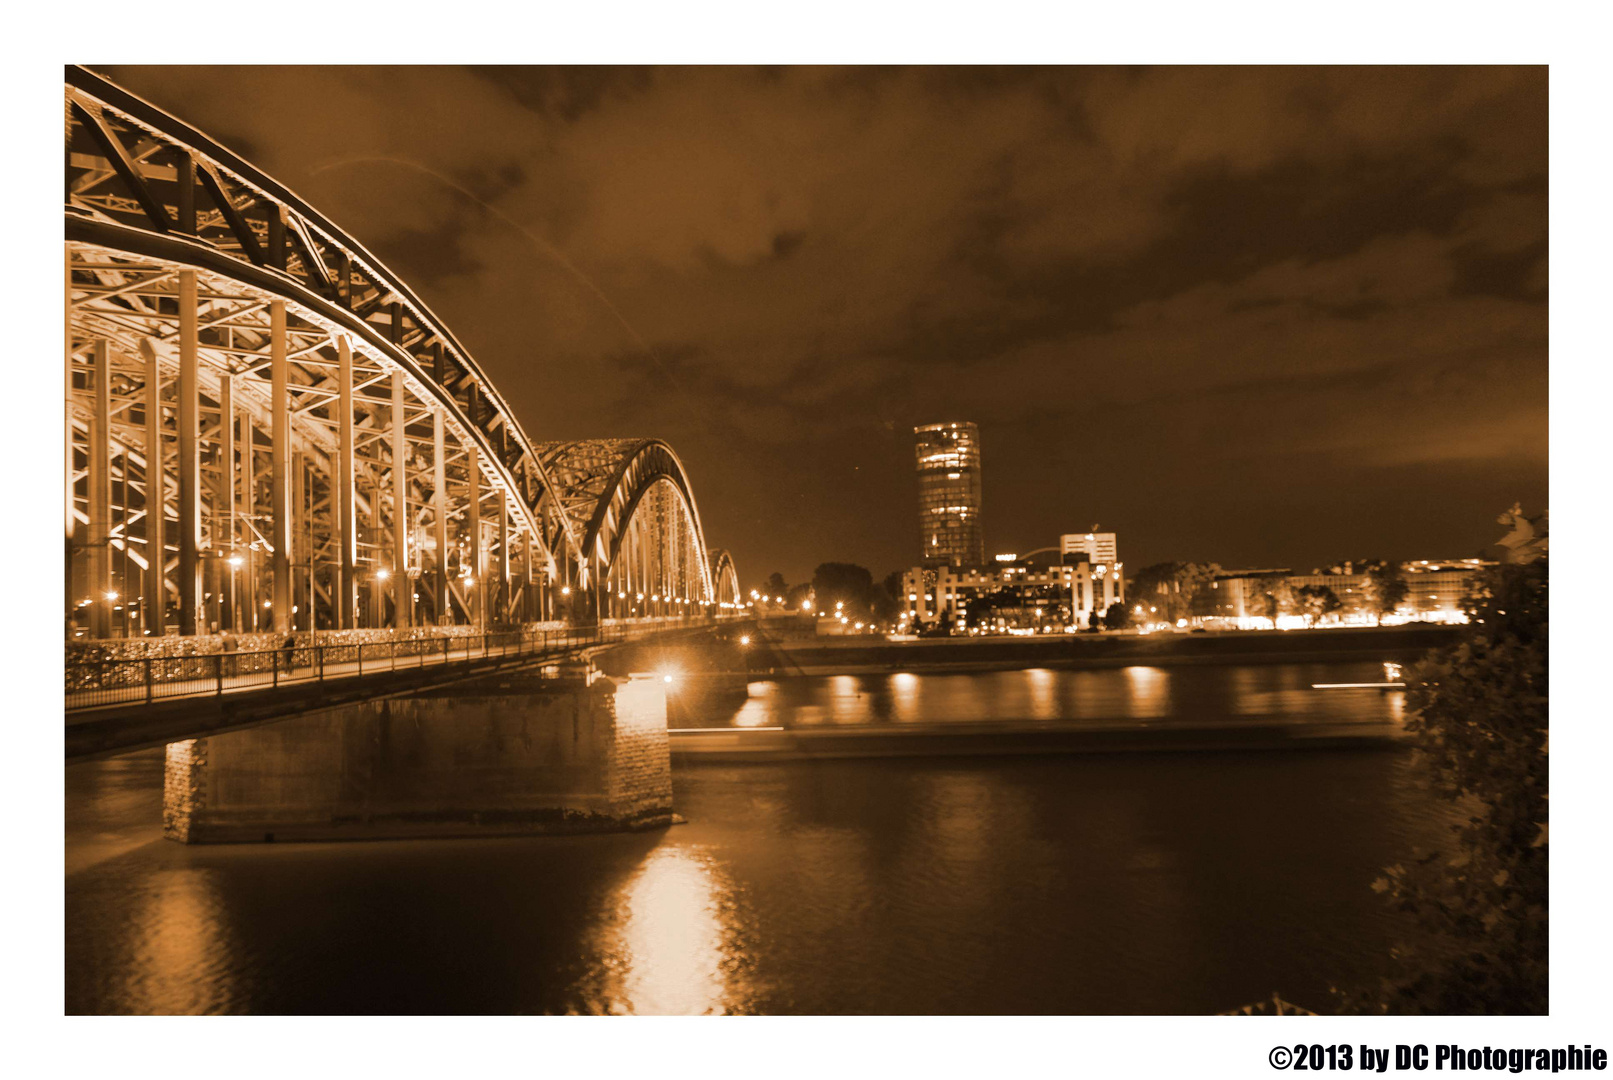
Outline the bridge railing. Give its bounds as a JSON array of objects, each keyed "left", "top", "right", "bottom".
[{"left": 65, "top": 619, "right": 740, "bottom": 713}]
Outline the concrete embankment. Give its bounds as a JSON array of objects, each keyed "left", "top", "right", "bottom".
[
  {"left": 669, "top": 718, "right": 1405, "bottom": 762},
  {"left": 748, "top": 624, "right": 1458, "bottom": 676}
]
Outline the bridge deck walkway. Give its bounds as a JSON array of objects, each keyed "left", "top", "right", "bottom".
[
  {"left": 64, "top": 619, "right": 747, "bottom": 761},
  {"left": 66, "top": 620, "right": 733, "bottom": 717}
]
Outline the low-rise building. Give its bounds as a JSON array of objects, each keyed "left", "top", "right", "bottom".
[
  {"left": 1211, "top": 559, "right": 1493, "bottom": 628},
  {"left": 900, "top": 544, "right": 1125, "bottom": 632}
]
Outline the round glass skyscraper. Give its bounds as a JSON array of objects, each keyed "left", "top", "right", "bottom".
[{"left": 913, "top": 421, "right": 984, "bottom": 567}]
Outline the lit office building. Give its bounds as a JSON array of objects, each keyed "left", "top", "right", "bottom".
[
  {"left": 914, "top": 421, "right": 985, "bottom": 567},
  {"left": 1061, "top": 531, "right": 1117, "bottom": 565}
]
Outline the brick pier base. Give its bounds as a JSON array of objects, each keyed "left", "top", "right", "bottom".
[{"left": 163, "top": 666, "right": 672, "bottom": 844}]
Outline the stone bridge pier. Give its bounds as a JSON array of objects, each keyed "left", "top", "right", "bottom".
[
  {"left": 163, "top": 662, "right": 673, "bottom": 844},
  {"left": 595, "top": 633, "right": 751, "bottom": 728}
]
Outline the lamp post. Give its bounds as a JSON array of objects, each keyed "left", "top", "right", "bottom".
[{"left": 227, "top": 551, "right": 244, "bottom": 634}]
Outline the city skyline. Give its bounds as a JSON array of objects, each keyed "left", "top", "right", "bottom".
[{"left": 92, "top": 65, "right": 1548, "bottom": 583}]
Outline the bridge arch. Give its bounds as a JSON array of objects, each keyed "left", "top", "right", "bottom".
[
  {"left": 708, "top": 550, "right": 742, "bottom": 611},
  {"left": 63, "top": 66, "right": 731, "bottom": 638},
  {"left": 535, "top": 439, "right": 722, "bottom": 620}
]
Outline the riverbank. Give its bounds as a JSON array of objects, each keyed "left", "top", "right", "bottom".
[{"left": 749, "top": 624, "right": 1456, "bottom": 676}]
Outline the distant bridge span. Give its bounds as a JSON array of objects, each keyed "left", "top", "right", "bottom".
[{"left": 64, "top": 65, "right": 740, "bottom": 641}]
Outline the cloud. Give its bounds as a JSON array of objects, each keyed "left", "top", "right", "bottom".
[{"left": 92, "top": 64, "right": 1548, "bottom": 576}]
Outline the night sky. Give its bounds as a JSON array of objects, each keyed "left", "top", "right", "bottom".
[{"left": 101, "top": 65, "right": 1548, "bottom": 585}]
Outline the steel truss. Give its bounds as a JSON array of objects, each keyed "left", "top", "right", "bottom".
[
  {"left": 64, "top": 66, "right": 730, "bottom": 639},
  {"left": 535, "top": 439, "right": 730, "bottom": 619}
]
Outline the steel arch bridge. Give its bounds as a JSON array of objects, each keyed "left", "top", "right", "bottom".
[{"left": 64, "top": 65, "right": 737, "bottom": 640}]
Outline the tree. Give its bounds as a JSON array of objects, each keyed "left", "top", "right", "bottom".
[
  {"left": 1176, "top": 562, "right": 1222, "bottom": 614},
  {"left": 1346, "top": 559, "right": 1548, "bottom": 1014},
  {"left": 811, "top": 562, "right": 876, "bottom": 618},
  {"left": 1245, "top": 576, "right": 1298, "bottom": 627},
  {"left": 1123, "top": 561, "right": 1222, "bottom": 624},
  {"left": 1363, "top": 560, "right": 1410, "bottom": 624},
  {"left": 870, "top": 573, "right": 903, "bottom": 625},
  {"left": 882, "top": 570, "right": 905, "bottom": 601},
  {"left": 1102, "top": 601, "right": 1131, "bottom": 630},
  {"left": 764, "top": 572, "right": 788, "bottom": 599},
  {"left": 965, "top": 588, "right": 1011, "bottom": 629},
  {"left": 1296, "top": 584, "right": 1341, "bottom": 627}
]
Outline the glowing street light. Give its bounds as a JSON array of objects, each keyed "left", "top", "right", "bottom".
[
  {"left": 227, "top": 554, "right": 244, "bottom": 568},
  {"left": 376, "top": 568, "right": 391, "bottom": 581},
  {"left": 801, "top": 599, "right": 812, "bottom": 611},
  {"left": 104, "top": 590, "right": 118, "bottom": 602},
  {"left": 739, "top": 635, "right": 750, "bottom": 646},
  {"left": 560, "top": 585, "right": 571, "bottom": 596}
]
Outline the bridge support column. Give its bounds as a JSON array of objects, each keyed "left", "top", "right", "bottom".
[
  {"left": 142, "top": 338, "right": 165, "bottom": 636},
  {"left": 240, "top": 411, "right": 256, "bottom": 631},
  {"left": 65, "top": 256, "right": 76, "bottom": 634},
  {"left": 230, "top": 398, "right": 246, "bottom": 632},
  {"left": 291, "top": 452, "right": 306, "bottom": 630},
  {"left": 213, "top": 373, "right": 233, "bottom": 634},
  {"left": 523, "top": 537, "right": 536, "bottom": 622},
  {"left": 270, "top": 300, "right": 291, "bottom": 634},
  {"left": 162, "top": 667, "right": 673, "bottom": 843},
  {"left": 335, "top": 335, "right": 356, "bottom": 630},
  {"left": 390, "top": 370, "right": 411, "bottom": 628},
  {"left": 176, "top": 270, "right": 201, "bottom": 635},
  {"left": 498, "top": 490, "right": 510, "bottom": 624},
  {"left": 88, "top": 340, "right": 112, "bottom": 638},
  {"left": 432, "top": 411, "right": 448, "bottom": 625},
  {"left": 467, "top": 443, "right": 483, "bottom": 629}
]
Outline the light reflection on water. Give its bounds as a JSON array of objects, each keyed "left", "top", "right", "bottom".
[
  {"left": 595, "top": 845, "right": 736, "bottom": 1015},
  {"left": 121, "top": 868, "right": 237, "bottom": 1014},
  {"left": 891, "top": 671, "right": 920, "bottom": 723},
  {"left": 1122, "top": 665, "right": 1170, "bottom": 717},
  {"left": 699, "top": 661, "right": 1402, "bottom": 730},
  {"left": 730, "top": 681, "right": 776, "bottom": 727},
  {"left": 1026, "top": 667, "right": 1057, "bottom": 720}
]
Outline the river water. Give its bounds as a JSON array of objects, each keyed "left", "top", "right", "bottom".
[
  {"left": 715, "top": 659, "right": 1407, "bottom": 729},
  {"left": 65, "top": 660, "right": 1454, "bottom": 1014}
]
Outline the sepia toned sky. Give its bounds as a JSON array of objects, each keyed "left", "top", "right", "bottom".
[{"left": 100, "top": 65, "right": 1548, "bottom": 583}]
